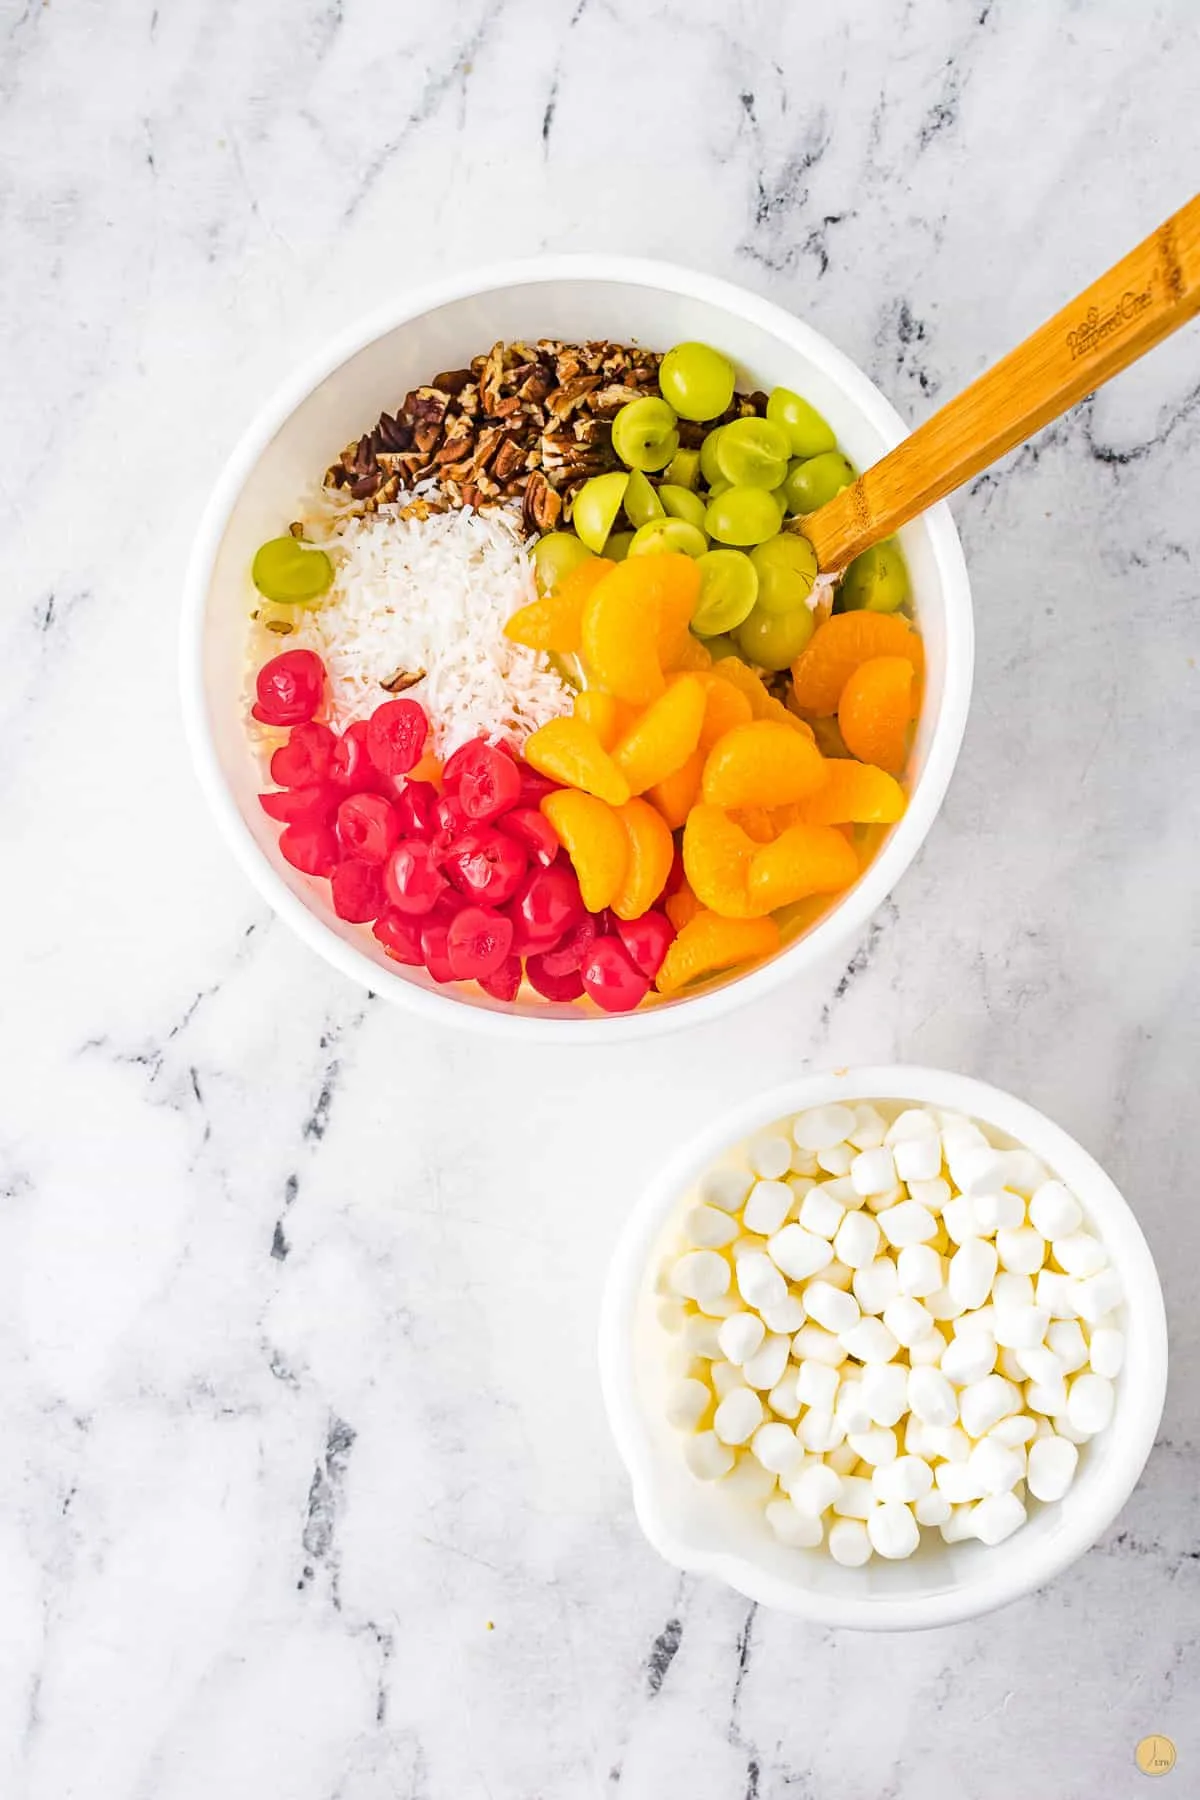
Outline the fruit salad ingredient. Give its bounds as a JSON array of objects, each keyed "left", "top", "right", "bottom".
[
  {"left": 384, "top": 840, "right": 448, "bottom": 914},
  {"left": 611, "top": 799, "right": 674, "bottom": 921},
  {"left": 837, "top": 656, "right": 916, "bottom": 773},
  {"left": 580, "top": 936, "right": 651, "bottom": 1012},
  {"left": 648, "top": 748, "right": 705, "bottom": 830},
  {"left": 580, "top": 555, "right": 700, "bottom": 703},
  {"left": 682, "top": 805, "right": 759, "bottom": 917},
  {"left": 747, "top": 824, "right": 859, "bottom": 911},
  {"left": 791, "top": 611, "right": 923, "bottom": 717},
  {"left": 715, "top": 417, "right": 790, "bottom": 489},
  {"left": 748, "top": 534, "right": 818, "bottom": 616},
  {"left": 510, "top": 861, "right": 585, "bottom": 954},
  {"left": 787, "top": 759, "right": 906, "bottom": 825},
  {"left": 572, "top": 472, "right": 631, "bottom": 552},
  {"left": 839, "top": 541, "right": 911, "bottom": 614},
  {"left": 524, "top": 716, "right": 631, "bottom": 806},
  {"left": 628, "top": 518, "right": 708, "bottom": 559},
  {"left": 252, "top": 536, "right": 334, "bottom": 604},
  {"left": 524, "top": 955, "right": 586, "bottom": 1003},
  {"left": 696, "top": 672, "right": 754, "bottom": 749},
  {"left": 366, "top": 698, "right": 429, "bottom": 777},
  {"left": 782, "top": 451, "right": 855, "bottom": 515},
  {"left": 446, "top": 905, "right": 515, "bottom": 980},
  {"left": 765, "top": 388, "right": 837, "bottom": 459},
  {"left": 336, "top": 793, "right": 401, "bottom": 864},
  {"left": 735, "top": 602, "right": 815, "bottom": 671},
  {"left": 658, "top": 342, "right": 736, "bottom": 421},
  {"left": 692, "top": 549, "right": 759, "bottom": 636},
  {"left": 541, "top": 789, "right": 629, "bottom": 912},
  {"left": 613, "top": 676, "right": 707, "bottom": 795},
  {"left": 533, "top": 530, "right": 595, "bottom": 594},
  {"left": 655, "top": 910, "right": 780, "bottom": 994},
  {"left": 623, "top": 468, "right": 666, "bottom": 527},
  {"left": 705, "top": 486, "right": 783, "bottom": 548},
  {"left": 658, "top": 485, "right": 708, "bottom": 530},
  {"left": 503, "top": 556, "right": 614, "bottom": 653},
  {"left": 452, "top": 740, "right": 524, "bottom": 820},
  {"left": 330, "top": 859, "right": 385, "bottom": 923},
  {"left": 253, "top": 650, "right": 325, "bottom": 726},
  {"left": 270, "top": 722, "right": 336, "bottom": 788},
  {"left": 443, "top": 827, "right": 528, "bottom": 907},
  {"left": 702, "top": 721, "right": 826, "bottom": 808},
  {"left": 612, "top": 395, "right": 680, "bottom": 471},
  {"left": 279, "top": 821, "right": 339, "bottom": 876},
  {"left": 615, "top": 910, "right": 676, "bottom": 980}
]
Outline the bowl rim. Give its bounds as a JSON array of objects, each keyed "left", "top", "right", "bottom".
[
  {"left": 180, "top": 255, "right": 974, "bottom": 1041},
  {"left": 598, "top": 1064, "right": 1168, "bottom": 1630}
]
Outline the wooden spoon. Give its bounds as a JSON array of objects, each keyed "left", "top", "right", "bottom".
[{"left": 794, "top": 192, "right": 1200, "bottom": 575}]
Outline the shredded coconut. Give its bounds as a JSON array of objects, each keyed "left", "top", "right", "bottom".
[{"left": 269, "top": 501, "right": 573, "bottom": 755}]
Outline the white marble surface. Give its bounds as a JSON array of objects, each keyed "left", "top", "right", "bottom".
[{"left": 3, "top": 0, "right": 1199, "bottom": 1794}]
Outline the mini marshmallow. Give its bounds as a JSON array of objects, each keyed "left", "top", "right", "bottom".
[
  {"left": 993, "top": 1271, "right": 1035, "bottom": 1309},
  {"left": 949, "top": 1238, "right": 999, "bottom": 1312},
  {"left": 1050, "top": 1413, "right": 1091, "bottom": 1445},
  {"left": 941, "top": 1330, "right": 997, "bottom": 1387},
  {"left": 821, "top": 1259, "right": 856, "bottom": 1291},
  {"left": 742, "top": 1332, "right": 791, "bottom": 1392},
  {"left": 996, "top": 1346, "right": 1027, "bottom": 1383},
  {"left": 1053, "top": 1232, "right": 1108, "bottom": 1278},
  {"left": 852, "top": 1257, "right": 901, "bottom": 1314},
  {"left": 737, "top": 1251, "right": 787, "bottom": 1311},
  {"left": 835, "top": 1379, "right": 874, "bottom": 1435},
  {"left": 682, "top": 1313, "right": 723, "bottom": 1359},
  {"left": 767, "top": 1373, "right": 802, "bottom": 1420},
  {"left": 685, "top": 1204, "right": 741, "bottom": 1247},
  {"left": 907, "top": 1366, "right": 959, "bottom": 1427},
  {"left": 868, "top": 1500, "right": 920, "bottom": 1560},
  {"left": 893, "top": 1132, "right": 943, "bottom": 1184},
  {"left": 723, "top": 1457, "right": 777, "bottom": 1506},
  {"left": 988, "top": 1413, "right": 1038, "bottom": 1448},
  {"left": 713, "top": 1386, "right": 764, "bottom": 1445},
  {"left": 1001, "top": 1149, "right": 1049, "bottom": 1196},
  {"left": 684, "top": 1431, "right": 736, "bottom": 1480},
  {"left": 819, "top": 1176, "right": 862, "bottom": 1212},
  {"left": 828, "top": 1517, "right": 873, "bottom": 1565},
  {"left": 992, "top": 1302, "right": 1051, "bottom": 1350},
  {"left": 954, "top": 1304, "right": 994, "bottom": 1336},
  {"left": 832, "top": 1476, "right": 876, "bottom": 1519},
  {"left": 1066, "top": 1371, "right": 1115, "bottom": 1436},
  {"left": 743, "top": 1180, "right": 793, "bottom": 1236},
  {"left": 803, "top": 1280, "right": 861, "bottom": 1335},
  {"left": 877, "top": 1201, "right": 938, "bottom": 1249},
  {"left": 996, "top": 1226, "right": 1046, "bottom": 1276},
  {"left": 1071, "top": 1267, "right": 1123, "bottom": 1323},
  {"left": 790, "top": 1146, "right": 820, "bottom": 1177},
  {"left": 717, "top": 1311, "right": 766, "bottom": 1366},
  {"left": 798, "top": 1408, "right": 845, "bottom": 1453},
  {"left": 752, "top": 1421, "right": 805, "bottom": 1474},
  {"left": 1089, "top": 1326, "right": 1126, "bottom": 1379},
  {"left": 886, "top": 1107, "right": 941, "bottom": 1145},
  {"left": 818, "top": 1142, "right": 855, "bottom": 1176},
  {"left": 942, "top": 1195, "right": 986, "bottom": 1245},
  {"left": 835, "top": 1212, "right": 881, "bottom": 1270},
  {"left": 904, "top": 1413, "right": 932, "bottom": 1455},
  {"left": 939, "top": 1504, "right": 979, "bottom": 1544},
  {"left": 796, "top": 1358, "right": 840, "bottom": 1412},
  {"left": 698, "top": 1295, "right": 740, "bottom": 1318},
  {"left": 730, "top": 1234, "right": 768, "bottom": 1262},
  {"left": 748, "top": 1132, "right": 793, "bottom": 1180},
  {"left": 1024, "top": 1376, "right": 1069, "bottom": 1416},
  {"left": 699, "top": 1165, "right": 753, "bottom": 1213},
  {"left": 863, "top": 1181, "right": 906, "bottom": 1216},
  {"left": 793, "top": 1104, "right": 856, "bottom": 1152},
  {"left": 760, "top": 1293, "right": 807, "bottom": 1335},
  {"left": 1036, "top": 1269, "right": 1077, "bottom": 1320},
  {"left": 1015, "top": 1343, "right": 1065, "bottom": 1388},
  {"left": 789, "top": 1460, "right": 844, "bottom": 1516},
  {"left": 765, "top": 1500, "right": 824, "bottom": 1546},
  {"left": 967, "top": 1436, "right": 1024, "bottom": 1496},
  {"left": 925, "top": 1285, "right": 966, "bottom": 1321},
  {"left": 973, "top": 1190, "right": 1026, "bottom": 1234},
  {"left": 935, "top": 1461, "right": 986, "bottom": 1503},
  {"left": 970, "top": 1492, "right": 1027, "bottom": 1545},
  {"left": 861, "top": 1362, "right": 910, "bottom": 1427},
  {"left": 897, "top": 1244, "right": 944, "bottom": 1298},
  {"left": 909, "top": 1332, "right": 946, "bottom": 1367},
  {"left": 665, "top": 1379, "right": 711, "bottom": 1430},
  {"left": 883, "top": 1295, "right": 936, "bottom": 1348},
  {"left": 850, "top": 1146, "right": 897, "bottom": 1198},
  {"left": 657, "top": 1299, "right": 687, "bottom": 1335},
  {"left": 907, "top": 1176, "right": 952, "bottom": 1213},
  {"left": 959, "top": 1374, "right": 1022, "bottom": 1438},
  {"left": 798, "top": 1184, "right": 848, "bottom": 1240},
  {"left": 949, "top": 1145, "right": 1013, "bottom": 1197},
  {"left": 1026, "top": 1434, "right": 1079, "bottom": 1501},
  {"left": 840, "top": 1316, "right": 900, "bottom": 1364},
  {"left": 847, "top": 1426, "right": 898, "bottom": 1466},
  {"left": 670, "top": 1250, "right": 732, "bottom": 1303},
  {"left": 1029, "top": 1180, "right": 1083, "bottom": 1240},
  {"left": 711, "top": 1361, "right": 745, "bottom": 1399},
  {"left": 915, "top": 1489, "right": 952, "bottom": 1527},
  {"left": 767, "top": 1224, "right": 834, "bottom": 1283},
  {"left": 849, "top": 1105, "right": 888, "bottom": 1150},
  {"left": 873, "top": 1455, "right": 934, "bottom": 1503},
  {"left": 791, "top": 1324, "right": 848, "bottom": 1368}
]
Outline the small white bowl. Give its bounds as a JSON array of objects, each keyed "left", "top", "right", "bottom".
[
  {"left": 599, "top": 1066, "right": 1167, "bottom": 1629},
  {"left": 181, "top": 257, "right": 973, "bottom": 1040}
]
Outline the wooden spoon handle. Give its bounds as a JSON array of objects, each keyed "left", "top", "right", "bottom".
[{"left": 799, "top": 192, "right": 1200, "bottom": 573}]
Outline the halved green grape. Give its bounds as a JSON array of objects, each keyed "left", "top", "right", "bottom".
[
  {"left": 748, "top": 534, "right": 819, "bottom": 616},
  {"left": 839, "top": 541, "right": 911, "bottom": 613},
  {"left": 664, "top": 446, "right": 701, "bottom": 490},
  {"left": 606, "top": 530, "right": 634, "bottom": 563},
  {"left": 658, "top": 341, "right": 736, "bottom": 422},
  {"left": 623, "top": 467, "right": 665, "bottom": 528},
  {"left": 715, "top": 417, "right": 790, "bottom": 489},
  {"left": 251, "top": 537, "right": 335, "bottom": 604},
  {"left": 628, "top": 518, "right": 708, "bottom": 559},
  {"left": 705, "top": 485, "right": 784, "bottom": 548},
  {"left": 706, "top": 478, "right": 732, "bottom": 501},
  {"left": 735, "top": 601, "right": 816, "bottom": 670},
  {"left": 611, "top": 396, "right": 679, "bottom": 471},
  {"left": 658, "top": 484, "right": 708, "bottom": 530},
  {"left": 783, "top": 452, "right": 855, "bottom": 516},
  {"left": 699, "top": 426, "right": 727, "bottom": 488},
  {"left": 533, "top": 530, "right": 595, "bottom": 592},
  {"left": 692, "top": 549, "right": 759, "bottom": 636},
  {"left": 702, "top": 632, "right": 739, "bottom": 662},
  {"left": 571, "top": 473, "right": 629, "bottom": 553},
  {"left": 766, "top": 387, "right": 838, "bottom": 458}
]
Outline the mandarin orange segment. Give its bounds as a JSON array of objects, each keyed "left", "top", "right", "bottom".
[
  {"left": 787, "top": 758, "right": 906, "bottom": 826},
  {"left": 665, "top": 632, "right": 714, "bottom": 674},
  {"left": 791, "top": 611, "right": 922, "bottom": 717},
  {"left": 701, "top": 721, "right": 827, "bottom": 810},
  {"left": 682, "top": 804, "right": 763, "bottom": 919},
  {"left": 540, "top": 789, "right": 629, "bottom": 912},
  {"left": 648, "top": 747, "right": 705, "bottom": 830},
  {"left": 837, "top": 655, "right": 915, "bottom": 773},
  {"left": 613, "top": 675, "right": 706, "bottom": 795},
  {"left": 655, "top": 910, "right": 781, "bottom": 996},
  {"left": 731, "top": 805, "right": 777, "bottom": 844},
  {"left": 665, "top": 881, "right": 703, "bottom": 932},
  {"left": 524, "top": 716, "right": 630, "bottom": 806},
  {"left": 696, "top": 671, "right": 754, "bottom": 750},
  {"left": 610, "top": 798, "right": 675, "bottom": 921},
  {"left": 747, "top": 823, "right": 859, "bottom": 912},
  {"left": 574, "top": 689, "right": 635, "bottom": 752},
  {"left": 710, "top": 656, "right": 812, "bottom": 737},
  {"left": 648, "top": 554, "right": 703, "bottom": 666},
  {"left": 581, "top": 556, "right": 701, "bottom": 702},
  {"left": 504, "top": 558, "right": 614, "bottom": 653}
]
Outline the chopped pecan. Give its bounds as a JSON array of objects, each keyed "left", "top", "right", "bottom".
[{"left": 523, "top": 471, "right": 561, "bottom": 533}]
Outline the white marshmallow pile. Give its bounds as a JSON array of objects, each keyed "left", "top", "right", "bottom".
[{"left": 659, "top": 1102, "right": 1124, "bottom": 1564}]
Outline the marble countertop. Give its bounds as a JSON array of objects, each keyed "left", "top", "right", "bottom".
[{"left": 4, "top": 1, "right": 1199, "bottom": 1794}]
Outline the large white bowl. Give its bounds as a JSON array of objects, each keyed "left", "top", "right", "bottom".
[
  {"left": 599, "top": 1066, "right": 1167, "bottom": 1629},
  {"left": 181, "top": 258, "right": 973, "bottom": 1040}
]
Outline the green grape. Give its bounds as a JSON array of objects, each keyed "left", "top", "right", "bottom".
[
  {"left": 251, "top": 536, "right": 334, "bottom": 604},
  {"left": 707, "top": 478, "right": 732, "bottom": 500},
  {"left": 703, "top": 632, "right": 739, "bottom": 662},
  {"left": 533, "top": 530, "right": 595, "bottom": 592},
  {"left": 623, "top": 467, "right": 665, "bottom": 528},
  {"left": 735, "top": 601, "right": 815, "bottom": 670},
  {"left": 715, "top": 417, "right": 790, "bottom": 489},
  {"left": 571, "top": 473, "right": 629, "bottom": 553},
  {"left": 705, "top": 485, "right": 783, "bottom": 548},
  {"left": 658, "top": 484, "right": 708, "bottom": 530},
  {"left": 839, "top": 541, "right": 911, "bottom": 613},
  {"left": 664, "top": 446, "right": 701, "bottom": 489},
  {"left": 606, "top": 530, "right": 634, "bottom": 563},
  {"left": 692, "top": 549, "right": 759, "bottom": 636},
  {"left": 611, "top": 396, "right": 679, "bottom": 471},
  {"left": 783, "top": 452, "right": 855, "bottom": 516},
  {"left": 628, "top": 518, "right": 708, "bottom": 559},
  {"left": 658, "top": 341, "right": 737, "bottom": 422},
  {"left": 748, "top": 534, "right": 818, "bottom": 616},
  {"left": 766, "top": 387, "right": 838, "bottom": 458},
  {"left": 699, "top": 426, "right": 727, "bottom": 488}
]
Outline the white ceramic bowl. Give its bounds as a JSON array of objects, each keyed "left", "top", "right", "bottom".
[
  {"left": 181, "top": 258, "right": 973, "bottom": 1040},
  {"left": 599, "top": 1066, "right": 1167, "bottom": 1629}
]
